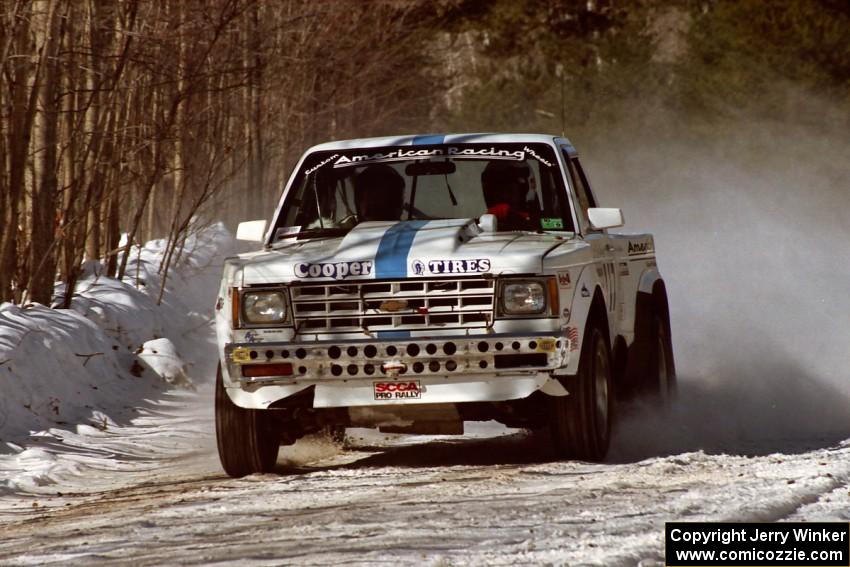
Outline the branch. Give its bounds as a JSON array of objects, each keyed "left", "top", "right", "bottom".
[{"left": 74, "top": 352, "right": 104, "bottom": 366}]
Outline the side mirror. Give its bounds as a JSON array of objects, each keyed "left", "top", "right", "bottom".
[
  {"left": 235, "top": 219, "right": 268, "bottom": 242},
  {"left": 478, "top": 213, "right": 497, "bottom": 233},
  {"left": 587, "top": 208, "right": 624, "bottom": 230}
]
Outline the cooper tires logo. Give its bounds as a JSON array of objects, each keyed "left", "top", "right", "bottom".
[
  {"left": 411, "top": 258, "right": 491, "bottom": 275},
  {"left": 294, "top": 261, "right": 372, "bottom": 279}
]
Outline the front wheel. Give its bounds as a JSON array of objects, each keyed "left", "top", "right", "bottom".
[
  {"left": 548, "top": 320, "right": 613, "bottom": 461},
  {"left": 215, "top": 365, "right": 279, "bottom": 477}
]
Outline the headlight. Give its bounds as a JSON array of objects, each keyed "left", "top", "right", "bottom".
[
  {"left": 501, "top": 280, "right": 547, "bottom": 315},
  {"left": 241, "top": 290, "right": 287, "bottom": 324}
]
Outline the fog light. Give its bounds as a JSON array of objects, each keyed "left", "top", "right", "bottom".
[{"left": 232, "top": 348, "right": 251, "bottom": 363}]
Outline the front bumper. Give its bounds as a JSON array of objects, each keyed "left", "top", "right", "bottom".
[
  {"left": 222, "top": 332, "right": 572, "bottom": 409},
  {"left": 224, "top": 332, "right": 570, "bottom": 387}
]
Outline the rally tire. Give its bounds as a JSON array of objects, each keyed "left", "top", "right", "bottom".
[
  {"left": 548, "top": 320, "right": 613, "bottom": 461},
  {"left": 215, "top": 365, "right": 279, "bottom": 478},
  {"left": 647, "top": 310, "right": 676, "bottom": 406}
]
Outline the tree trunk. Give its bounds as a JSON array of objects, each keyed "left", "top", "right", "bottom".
[
  {"left": 28, "top": 0, "right": 65, "bottom": 305},
  {"left": 0, "top": 2, "right": 48, "bottom": 302},
  {"left": 246, "top": 2, "right": 264, "bottom": 221}
]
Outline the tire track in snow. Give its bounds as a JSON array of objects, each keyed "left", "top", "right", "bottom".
[{"left": 1, "top": 433, "right": 849, "bottom": 566}]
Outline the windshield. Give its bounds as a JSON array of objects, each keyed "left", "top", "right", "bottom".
[{"left": 272, "top": 143, "right": 573, "bottom": 241}]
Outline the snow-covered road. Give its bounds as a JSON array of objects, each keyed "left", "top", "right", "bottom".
[{"left": 1, "top": 382, "right": 849, "bottom": 566}]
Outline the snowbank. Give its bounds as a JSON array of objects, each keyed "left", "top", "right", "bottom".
[{"left": 0, "top": 224, "right": 233, "bottom": 492}]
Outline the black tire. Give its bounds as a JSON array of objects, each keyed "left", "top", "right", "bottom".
[
  {"left": 548, "top": 319, "right": 613, "bottom": 461},
  {"left": 215, "top": 365, "right": 279, "bottom": 477},
  {"left": 648, "top": 310, "right": 676, "bottom": 405}
]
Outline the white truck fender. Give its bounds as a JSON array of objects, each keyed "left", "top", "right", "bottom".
[
  {"left": 637, "top": 266, "right": 661, "bottom": 294},
  {"left": 558, "top": 265, "right": 604, "bottom": 374}
]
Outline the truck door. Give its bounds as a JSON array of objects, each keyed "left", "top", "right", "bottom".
[{"left": 560, "top": 150, "right": 618, "bottom": 319}]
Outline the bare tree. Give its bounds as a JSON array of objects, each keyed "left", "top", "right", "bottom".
[{"left": 1, "top": 0, "right": 445, "bottom": 307}]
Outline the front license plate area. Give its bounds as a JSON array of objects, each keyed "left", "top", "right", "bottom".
[{"left": 373, "top": 380, "right": 422, "bottom": 400}]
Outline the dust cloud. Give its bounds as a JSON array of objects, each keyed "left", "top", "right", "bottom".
[{"left": 586, "top": 111, "right": 850, "bottom": 458}]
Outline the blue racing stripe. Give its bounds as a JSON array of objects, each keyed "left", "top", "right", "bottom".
[
  {"left": 412, "top": 134, "right": 445, "bottom": 145},
  {"left": 374, "top": 220, "right": 428, "bottom": 279},
  {"left": 376, "top": 330, "right": 411, "bottom": 339}
]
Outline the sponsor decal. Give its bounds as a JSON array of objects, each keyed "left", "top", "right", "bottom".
[
  {"left": 305, "top": 153, "right": 339, "bottom": 175},
  {"left": 628, "top": 239, "right": 654, "bottom": 256},
  {"left": 413, "top": 258, "right": 492, "bottom": 275},
  {"left": 565, "top": 327, "right": 579, "bottom": 352},
  {"left": 581, "top": 284, "right": 590, "bottom": 298},
  {"left": 536, "top": 338, "right": 557, "bottom": 353},
  {"left": 619, "top": 262, "right": 629, "bottom": 276},
  {"left": 294, "top": 260, "right": 372, "bottom": 279},
  {"left": 557, "top": 271, "right": 572, "bottom": 288},
  {"left": 447, "top": 147, "right": 524, "bottom": 160},
  {"left": 522, "top": 145, "right": 554, "bottom": 167},
  {"left": 374, "top": 380, "right": 421, "bottom": 400},
  {"left": 244, "top": 331, "right": 261, "bottom": 343},
  {"left": 333, "top": 146, "right": 525, "bottom": 168},
  {"left": 561, "top": 307, "right": 571, "bottom": 321},
  {"left": 334, "top": 148, "right": 442, "bottom": 168}
]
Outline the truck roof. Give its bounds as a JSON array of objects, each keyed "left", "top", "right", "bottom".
[{"left": 307, "top": 133, "right": 577, "bottom": 155}]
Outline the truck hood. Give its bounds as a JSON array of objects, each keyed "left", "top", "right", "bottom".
[{"left": 236, "top": 219, "right": 576, "bottom": 285}]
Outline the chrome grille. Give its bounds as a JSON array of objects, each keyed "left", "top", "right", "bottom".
[{"left": 290, "top": 278, "right": 495, "bottom": 333}]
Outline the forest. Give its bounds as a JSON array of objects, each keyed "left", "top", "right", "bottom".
[{"left": 1, "top": 0, "right": 847, "bottom": 306}]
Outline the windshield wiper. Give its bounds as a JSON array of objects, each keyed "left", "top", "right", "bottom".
[
  {"left": 275, "top": 227, "right": 350, "bottom": 241},
  {"left": 444, "top": 173, "right": 457, "bottom": 206}
]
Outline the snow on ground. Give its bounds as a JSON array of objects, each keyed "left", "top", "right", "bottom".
[
  {"left": 0, "top": 431, "right": 848, "bottom": 566},
  {"left": 0, "top": 224, "right": 231, "bottom": 495}
]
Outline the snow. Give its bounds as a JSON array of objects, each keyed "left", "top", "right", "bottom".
[
  {"left": 0, "top": 224, "right": 231, "bottom": 495},
  {"left": 1, "top": 433, "right": 848, "bottom": 565},
  {"left": 0, "top": 208, "right": 848, "bottom": 565},
  {"left": 137, "top": 338, "right": 195, "bottom": 390}
]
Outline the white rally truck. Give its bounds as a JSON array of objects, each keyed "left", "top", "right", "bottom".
[{"left": 215, "top": 133, "right": 674, "bottom": 477}]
